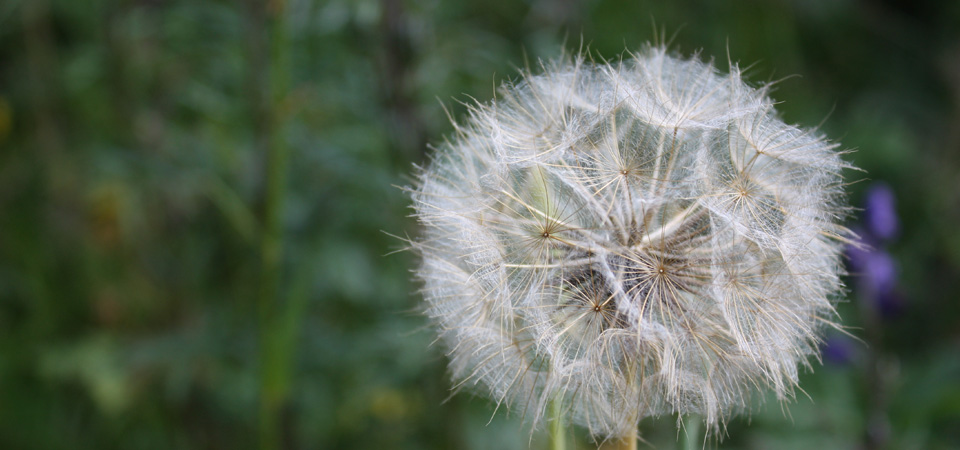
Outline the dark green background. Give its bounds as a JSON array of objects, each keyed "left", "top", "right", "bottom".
[{"left": 1, "top": 0, "right": 958, "bottom": 448}]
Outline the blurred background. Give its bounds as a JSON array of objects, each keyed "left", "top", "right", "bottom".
[{"left": 1, "top": 0, "right": 959, "bottom": 449}]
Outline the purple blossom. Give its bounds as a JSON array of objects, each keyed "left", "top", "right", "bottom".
[
  {"left": 822, "top": 335, "right": 857, "bottom": 366},
  {"left": 875, "top": 288, "right": 905, "bottom": 319},
  {"left": 845, "top": 183, "right": 905, "bottom": 319},
  {"left": 846, "top": 226, "right": 873, "bottom": 273},
  {"left": 864, "top": 183, "right": 899, "bottom": 241},
  {"left": 862, "top": 249, "right": 897, "bottom": 295}
]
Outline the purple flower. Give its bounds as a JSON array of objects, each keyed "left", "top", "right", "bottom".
[
  {"left": 845, "top": 226, "right": 873, "bottom": 273},
  {"left": 822, "top": 335, "right": 857, "bottom": 366},
  {"left": 864, "top": 183, "right": 899, "bottom": 241},
  {"left": 862, "top": 249, "right": 897, "bottom": 295},
  {"left": 875, "top": 288, "right": 905, "bottom": 319},
  {"left": 845, "top": 224, "right": 902, "bottom": 317}
]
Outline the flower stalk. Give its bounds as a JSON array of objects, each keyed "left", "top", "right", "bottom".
[
  {"left": 681, "top": 415, "right": 702, "bottom": 450},
  {"left": 549, "top": 396, "right": 566, "bottom": 450},
  {"left": 252, "top": 0, "right": 291, "bottom": 449}
]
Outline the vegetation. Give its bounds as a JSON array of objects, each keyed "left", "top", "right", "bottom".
[{"left": 0, "top": 1, "right": 958, "bottom": 449}]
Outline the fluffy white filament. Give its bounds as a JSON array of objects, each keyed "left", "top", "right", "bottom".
[{"left": 411, "top": 46, "right": 851, "bottom": 439}]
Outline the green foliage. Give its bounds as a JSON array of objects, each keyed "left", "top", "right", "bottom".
[{"left": 0, "top": 0, "right": 958, "bottom": 449}]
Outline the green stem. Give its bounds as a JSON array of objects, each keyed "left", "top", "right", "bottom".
[
  {"left": 549, "top": 397, "right": 566, "bottom": 450},
  {"left": 609, "top": 428, "right": 637, "bottom": 450},
  {"left": 256, "top": 1, "right": 290, "bottom": 449},
  {"left": 681, "top": 415, "right": 701, "bottom": 450}
]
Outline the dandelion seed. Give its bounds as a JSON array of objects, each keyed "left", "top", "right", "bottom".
[{"left": 410, "top": 45, "right": 853, "bottom": 442}]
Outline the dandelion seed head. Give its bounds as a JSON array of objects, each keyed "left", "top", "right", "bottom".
[{"left": 410, "top": 45, "right": 852, "bottom": 439}]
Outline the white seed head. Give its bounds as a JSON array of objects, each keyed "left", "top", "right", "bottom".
[{"left": 410, "top": 46, "right": 852, "bottom": 439}]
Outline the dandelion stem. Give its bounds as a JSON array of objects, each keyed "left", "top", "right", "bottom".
[
  {"left": 681, "top": 415, "right": 701, "bottom": 450},
  {"left": 549, "top": 396, "right": 566, "bottom": 450},
  {"left": 604, "top": 428, "right": 637, "bottom": 450}
]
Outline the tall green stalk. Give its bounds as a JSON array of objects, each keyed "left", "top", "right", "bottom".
[
  {"left": 549, "top": 396, "right": 566, "bottom": 450},
  {"left": 256, "top": 1, "right": 290, "bottom": 449},
  {"left": 610, "top": 429, "right": 638, "bottom": 450},
  {"left": 681, "top": 415, "right": 701, "bottom": 450}
]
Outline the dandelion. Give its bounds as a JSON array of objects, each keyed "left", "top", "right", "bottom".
[{"left": 410, "top": 45, "right": 853, "bottom": 445}]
